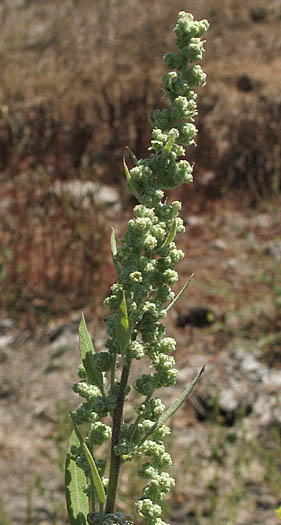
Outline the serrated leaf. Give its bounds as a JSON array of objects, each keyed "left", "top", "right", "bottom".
[
  {"left": 79, "top": 314, "right": 104, "bottom": 394},
  {"left": 65, "top": 430, "right": 89, "bottom": 525},
  {"left": 72, "top": 418, "right": 105, "bottom": 505}
]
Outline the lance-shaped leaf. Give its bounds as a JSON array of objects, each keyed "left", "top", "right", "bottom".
[
  {"left": 125, "top": 146, "right": 138, "bottom": 166},
  {"left": 123, "top": 155, "right": 143, "bottom": 203},
  {"left": 163, "top": 130, "right": 177, "bottom": 153},
  {"left": 72, "top": 416, "right": 106, "bottom": 505},
  {"left": 123, "top": 154, "right": 131, "bottom": 184},
  {"left": 65, "top": 430, "right": 89, "bottom": 525},
  {"left": 110, "top": 227, "right": 122, "bottom": 274},
  {"left": 110, "top": 227, "right": 117, "bottom": 257},
  {"left": 79, "top": 314, "right": 104, "bottom": 394},
  {"left": 139, "top": 365, "right": 205, "bottom": 446},
  {"left": 165, "top": 274, "right": 193, "bottom": 312},
  {"left": 115, "top": 292, "right": 131, "bottom": 354},
  {"left": 159, "top": 219, "right": 177, "bottom": 251}
]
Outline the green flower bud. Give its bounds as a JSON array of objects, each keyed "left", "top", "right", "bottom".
[
  {"left": 134, "top": 374, "right": 156, "bottom": 395},
  {"left": 73, "top": 382, "right": 100, "bottom": 401},
  {"left": 183, "top": 64, "right": 207, "bottom": 87},
  {"left": 129, "top": 271, "right": 143, "bottom": 283},
  {"left": 162, "top": 269, "right": 178, "bottom": 284},
  {"left": 143, "top": 234, "right": 158, "bottom": 252},
  {"left": 93, "top": 352, "right": 113, "bottom": 371},
  {"left": 77, "top": 364, "right": 87, "bottom": 379},
  {"left": 89, "top": 421, "right": 111, "bottom": 445},
  {"left": 138, "top": 462, "right": 158, "bottom": 479},
  {"left": 135, "top": 498, "right": 162, "bottom": 519},
  {"left": 128, "top": 340, "right": 145, "bottom": 360}
]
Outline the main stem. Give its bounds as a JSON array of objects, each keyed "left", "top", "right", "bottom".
[{"left": 105, "top": 357, "right": 132, "bottom": 514}]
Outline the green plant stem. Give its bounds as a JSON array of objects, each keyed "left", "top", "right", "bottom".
[
  {"left": 99, "top": 502, "right": 104, "bottom": 524},
  {"left": 128, "top": 393, "right": 152, "bottom": 446},
  {"left": 110, "top": 353, "right": 117, "bottom": 390},
  {"left": 106, "top": 357, "right": 132, "bottom": 514}
]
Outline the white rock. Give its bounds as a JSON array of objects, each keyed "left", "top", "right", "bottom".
[
  {"left": 219, "top": 388, "right": 240, "bottom": 411},
  {"left": 263, "top": 370, "right": 281, "bottom": 388},
  {"left": 240, "top": 354, "right": 267, "bottom": 380},
  {"left": 0, "top": 334, "right": 15, "bottom": 348}
]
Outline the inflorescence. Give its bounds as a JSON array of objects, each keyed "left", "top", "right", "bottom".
[{"left": 69, "top": 12, "right": 209, "bottom": 525}]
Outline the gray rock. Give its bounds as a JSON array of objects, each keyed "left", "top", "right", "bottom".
[
  {"left": 50, "top": 330, "right": 78, "bottom": 350},
  {"left": 0, "top": 318, "right": 14, "bottom": 331},
  {"left": 226, "top": 257, "right": 238, "bottom": 268},
  {"left": 264, "top": 240, "right": 281, "bottom": 261},
  {"left": 219, "top": 388, "right": 240, "bottom": 411},
  {"left": 240, "top": 354, "right": 267, "bottom": 380},
  {"left": 185, "top": 215, "right": 205, "bottom": 226},
  {"left": 52, "top": 180, "right": 120, "bottom": 210},
  {"left": 212, "top": 239, "right": 227, "bottom": 251}
]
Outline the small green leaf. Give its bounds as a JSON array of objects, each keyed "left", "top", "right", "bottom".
[
  {"left": 65, "top": 430, "right": 89, "bottom": 525},
  {"left": 123, "top": 154, "right": 144, "bottom": 203},
  {"left": 72, "top": 417, "right": 106, "bottom": 505},
  {"left": 157, "top": 364, "right": 205, "bottom": 426},
  {"left": 125, "top": 146, "right": 138, "bottom": 166},
  {"left": 115, "top": 292, "right": 131, "bottom": 354},
  {"left": 120, "top": 292, "right": 129, "bottom": 333},
  {"left": 164, "top": 131, "right": 177, "bottom": 153},
  {"left": 123, "top": 155, "right": 131, "bottom": 184},
  {"left": 140, "top": 365, "right": 205, "bottom": 445},
  {"left": 110, "top": 227, "right": 117, "bottom": 256},
  {"left": 110, "top": 228, "right": 122, "bottom": 274},
  {"left": 160, "top": 219, "right": 177, "bottom": 250},
  {"left": 165, "top": 274, "right": 193, "bottom": 312},
  {"left": 79, "top": 314, "right": 104, "bottom": 393}
]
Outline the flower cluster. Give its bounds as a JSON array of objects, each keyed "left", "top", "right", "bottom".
[
  {"left": 87, "top": 512, "right": 134, "bottom": 525},
  {"left": 66, "top": 11, "right": 208, "bottom": 525}
]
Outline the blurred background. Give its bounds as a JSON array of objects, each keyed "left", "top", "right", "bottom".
[{"left": 0, "top": 1, "right": 280, "bottom": 524}]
